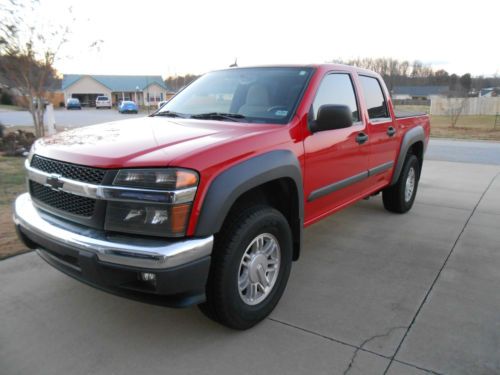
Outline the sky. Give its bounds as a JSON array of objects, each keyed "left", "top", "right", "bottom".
[{"left": 29, "top": 0, "right": 500, "bottom": 78}]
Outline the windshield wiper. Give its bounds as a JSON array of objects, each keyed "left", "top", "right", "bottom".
[
  {"left": 151, "top": 110, "right": 187, "bottom": 118},
  {"left": 190, "top": 112, "right": 246, "bottom": 122}
]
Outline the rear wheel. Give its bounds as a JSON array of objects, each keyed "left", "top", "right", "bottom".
[
  {"left": 199, "top": 206, "right": 293, "bottom": 330},
  {"left": 383, "top": 154, "right": 420, "bottom": 213}
]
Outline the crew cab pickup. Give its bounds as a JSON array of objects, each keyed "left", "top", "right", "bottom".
[{"left": 13, "top": 64, "right": 430, "bottom": 329}]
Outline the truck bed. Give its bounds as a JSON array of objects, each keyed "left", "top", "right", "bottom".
[{"left": 394, "top": 109, "right": 428, "bottom": 119}]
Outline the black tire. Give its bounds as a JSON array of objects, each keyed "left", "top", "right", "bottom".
[
  {"left": 383, "top": 154, "right": 420, "bottom": 213},
  {"left": 199, "top": 206, "right": 293, "bottom": 330}
]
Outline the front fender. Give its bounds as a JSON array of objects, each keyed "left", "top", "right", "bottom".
[{"left": 194, "top": 150, "right": 304, "bottom": 238}]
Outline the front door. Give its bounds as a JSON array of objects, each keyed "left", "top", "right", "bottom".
[
  {"left": 358, "top": 75, "right": 400, "bottom": 186},
  {"left": 303, "top": 72, "right": 371, "bottom": 225}
]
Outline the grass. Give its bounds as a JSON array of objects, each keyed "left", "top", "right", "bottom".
[
  {"left": 0, "top": 155, "right": 29, "bottom": 259},
  {"left": 394, "top": 105, "right": 500, "bottom": 141},
  {"left": 0, "top": 104, "right": 25, "bottom": 111}
]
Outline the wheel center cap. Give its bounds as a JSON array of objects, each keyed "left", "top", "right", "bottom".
[{"left": 249, "top": 254, "right": 267, "bottom": 283}]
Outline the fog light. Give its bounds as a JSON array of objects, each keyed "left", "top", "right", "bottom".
[{"left": 140, "top": 272, "right": 156, "bottom": 282}]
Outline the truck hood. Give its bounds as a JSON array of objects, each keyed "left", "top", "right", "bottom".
[{"left": 33, "top": 117, "right": 281, "bottom": 169}]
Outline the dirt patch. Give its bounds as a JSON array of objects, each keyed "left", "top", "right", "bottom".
[
  {"left": 0, "top": 208, "right": 30, "bottom": 259},
  {"left": 396, "top": 107, "right": 500, "bottom": 141},
  {"left": 0, "top": 155, "right": 29, "bottom": 259},
  {"left": 430, "top": 115, "right": 500, "bottom": 140},
  {"left": 431, "top": 126, "right": 500, "bottom": 141}
]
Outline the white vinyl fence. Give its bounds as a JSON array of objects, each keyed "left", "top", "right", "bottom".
[{"left": 430, "top": 97, "right": 500, "bottom": 116}]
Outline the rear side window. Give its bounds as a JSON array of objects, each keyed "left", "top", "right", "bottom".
[
  {"left": 311, "top": 73, "right": 359, "bottom": 122},
  {"left": 359, "top": 76, "right": 389, "bottom": 119}
]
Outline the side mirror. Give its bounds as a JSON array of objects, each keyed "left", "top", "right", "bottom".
[{"left": 310, "top": 105, "right": 353, "bottom": 133}]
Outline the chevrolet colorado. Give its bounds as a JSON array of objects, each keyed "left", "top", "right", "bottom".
[{"left": 13, "top": 64, "right": 430, "bottom": 329}]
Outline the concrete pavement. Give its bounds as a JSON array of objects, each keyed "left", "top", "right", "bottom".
[{"left": 1, "top": 160, "right": 499, "bottom": 375}]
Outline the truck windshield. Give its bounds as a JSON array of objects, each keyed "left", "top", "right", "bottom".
[{"left": 157, "top": 67, "right": 313, "bottom": 124}]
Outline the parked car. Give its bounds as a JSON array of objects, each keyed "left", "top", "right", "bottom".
[
  {"left": 66, "top": 98, "right": 81, "bottom": 110},
  {"left": 118, "top": 100, "right": 139, "bottom": 114},
  {"left": 14, "top": 64, "right": 430, "bottom": 330},
  {"left": 95, "top": 96, "right": 112, "bottom": 109}
]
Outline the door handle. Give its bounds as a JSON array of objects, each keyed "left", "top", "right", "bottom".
[
  {"left": 356, "top": 132, "right": 369, "bottom": 145},
  {"left": 387, "top": 126, "right": 396, "bottom": 137}
]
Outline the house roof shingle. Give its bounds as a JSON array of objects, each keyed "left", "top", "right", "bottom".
[
  {"left": 393, "top": 85, "right": 448, "bottom": 96},
  {"left": 62, "top": 74, "right": 171, "bottom": 92}
]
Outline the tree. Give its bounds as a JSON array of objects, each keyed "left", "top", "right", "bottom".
[
  {"left": 449, "top": 74, "right": 459, "bottom": 94},
  {"left": 432, "top": 69, "right": 449, "bottom": 85},
  {"left": 448, "top": 98, "right": 468, "bottom": 128},
  {"left": 0, "top": 0, "right": 71, "bottom": 138},
  {"left": 165, "top": 74, "right": 200, "bottom": 92},
  {"left": 460, "top": 73, "right": 472, "bottom": 93},
  {"left": 411, "top": 60, "right": 423, "bottom": 78},
  {"left": 329, "top": 57, "right": 499, "bottom": 95}
]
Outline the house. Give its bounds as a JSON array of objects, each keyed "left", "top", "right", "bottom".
[
  {"left": 392, "top": 86, "right": 449, "bottom": 100},
  {"left": 61, "top": 74, "right": 174, "bottom": 107},
  {"left": 479, "top": 88, "right": 500, "bottom": 97}
]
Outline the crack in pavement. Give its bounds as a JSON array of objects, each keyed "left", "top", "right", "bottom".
[
  {"left": 382, "top": 171, "right": 500, "bottom": 375},
  {"left": 342, "top": 326, "right": 406, "bottom": 375},
  {"left": 268, "top": 318, "right": 441, "bottom": 374}
]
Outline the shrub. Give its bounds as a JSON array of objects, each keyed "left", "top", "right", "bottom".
[{"left": 0, "top": 92, "right": 14, "bottom": 105}]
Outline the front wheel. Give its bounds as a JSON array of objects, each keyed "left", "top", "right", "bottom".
[
  {"left": 383, "top": 154, "right": 420, "bottom": 213},
  {"left": 199, "top": 206, "right": 293, "bottom": 330}
]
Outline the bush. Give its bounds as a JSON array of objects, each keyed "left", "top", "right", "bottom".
[
  {"left": 0, "top": 92, "right": 14, "bottom": 105},
  {"left": 0, "top": 128, "right": 35, "bottom": 156}
]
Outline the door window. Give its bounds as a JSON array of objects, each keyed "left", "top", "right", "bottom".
[
  {"left": 311, "top": 73, "right": 360, "bottom": 122},
  {"left": 359, "top": 76, "right": 389, "bottom": 119}
]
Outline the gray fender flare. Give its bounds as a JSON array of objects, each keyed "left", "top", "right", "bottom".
[
  {"left": 391, "top": 125, "right": 425, "bottom": 185},
  {"left": 195, "top": 150, "right": 304, "bottom": 256}
]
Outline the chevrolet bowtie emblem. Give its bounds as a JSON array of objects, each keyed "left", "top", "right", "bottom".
[{"left": 46, "top": 174, "right": 64, "bottom": 190}]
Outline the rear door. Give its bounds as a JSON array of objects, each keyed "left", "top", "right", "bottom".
[
  {"left": 303, "top": 72, "right": 372, "bottom": 225},
  {"left": 358, "top": 75, "right": 400, "bottom": 186}
]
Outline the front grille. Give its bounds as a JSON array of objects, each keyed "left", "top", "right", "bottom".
[
  {"left": 31, "top": 155, "right": 106, "bottom": 184},
  {"left": 30, "top": 181, "right": 96, "bottom": 217}
]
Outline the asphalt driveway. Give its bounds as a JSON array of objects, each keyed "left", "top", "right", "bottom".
[
  {"left": 0, "top": 108, "right": 147, "bottom": 128},
  {"left": 1, "top": 159, "right": 500, "bottom": 374}
]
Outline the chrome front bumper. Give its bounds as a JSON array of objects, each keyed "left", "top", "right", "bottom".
[{"left": 13, "top": 193, "right": 213, "bottom": 269}]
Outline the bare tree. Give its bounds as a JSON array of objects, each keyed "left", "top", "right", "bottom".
[
  {"left": 0, "top": 0, "right": 72, "bottom": 138},
  {"left": 448, "top": 98, "right": 468, "bottom": 128}
]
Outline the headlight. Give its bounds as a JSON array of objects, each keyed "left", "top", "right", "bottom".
[
  {"left": 104, "top": 168, "right": 198, "bottom": 237},
  {"left": 113, "top": 168, "right": 198, "bottom": 190}
]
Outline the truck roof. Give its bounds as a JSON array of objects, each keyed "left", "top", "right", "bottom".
[{"left": 216, "top": 63, "right": 380, "bottom": 77}]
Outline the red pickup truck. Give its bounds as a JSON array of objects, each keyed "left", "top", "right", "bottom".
[{"left": 14, "top": 64, "right": 430, "bottom": 329}]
